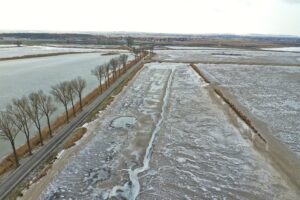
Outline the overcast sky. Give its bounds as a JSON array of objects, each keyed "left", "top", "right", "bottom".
[{"left": 0, "top": 0, "right": 300, "bottom": 36}]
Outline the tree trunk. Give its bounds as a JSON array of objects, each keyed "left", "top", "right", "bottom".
[
  {"left": 35, "top": 118, "right": 43, "bottom": 146},
  {"left": 38, "top": 126, "right": 43, "bottom": 146},
  {"left": 71, "top": 99, "right": 76, "bottom": 116},
  {"left": 65, "top": 105, "right": 69, "bottom": 122},
  {"left": 46, "top": 115, "right": 53, "bottom": 137},
  {"left": 11, "top": 141, "right": 20, "bottom": 167},
  {"left": 24, "top": 124, "right": 32, "bottom": 155},
  {"left": 79, "top": 94, "right": 83, "bottom": 111},
  {"left": 100, "top": 78, "right": 103, "bottom": 93},
  {"left": 25, "top": 134, "right": 32, "bottom": 155}
]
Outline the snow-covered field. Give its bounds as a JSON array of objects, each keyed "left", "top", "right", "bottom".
[
  {"left": 197, "top": 64, "right": 300, "bottom": 158},
  {"left": 262, "top": 47, "right": 300, "bottom": 52},
  {"left": 154, "top": 49, "right": 300, "bottom": 65},
  {"left": 36, "top": 63, "right": 298, "bottom": 200},
  {"left": 0, "top": 45, "right": 106, "bottom": 59}
]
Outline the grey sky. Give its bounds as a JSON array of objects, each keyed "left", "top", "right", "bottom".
[{"left": 0, "top": 0, "right": 299, "bottom": 36}]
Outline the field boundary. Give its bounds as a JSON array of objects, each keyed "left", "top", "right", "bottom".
[{"left": 190, "top": 63, "right": 300, "bottom": 189}]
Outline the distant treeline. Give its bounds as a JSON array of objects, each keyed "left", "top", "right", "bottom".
[{"left": 1, "top": 32, "right": 300, "bottom": 47}]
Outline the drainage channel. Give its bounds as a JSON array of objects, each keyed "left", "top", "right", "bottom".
[{"left": 109, "top": 69, "right": 175, "bottom": 200}]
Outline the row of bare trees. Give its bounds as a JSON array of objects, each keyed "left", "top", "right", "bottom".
[
  {"left": 91, "top": 54, "right": 129, "bottom": 93},
  {"left": 0, "top": 77, "right": 86, "bottom": 167},
  {"left": 0, "top": 52, "right": 142, "bottom": 168},
  {"left": 0, "top": 91, "right": 56, "bottom": 166},
  {"left": 51, "top": 77, "right": 86, "bottom": 123}
]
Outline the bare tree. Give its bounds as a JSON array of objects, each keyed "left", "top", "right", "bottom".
[
  {"left": 126, "top": 37, "right": 134, "bottom": 48},
  {"left": 28, "top": 92, "right": 44, "bottom": 145},
  {"left": 8, "top": 97, "right": 33, "bottom": 155},
  {"left": 51, "top": 82, "right": 70, "bottom": 123},
  {"left": 71, "top": 77, "right": 86, "bottom": 111},
  {"left": 91, "top": 65, "right": 104, "bottom": 94},
  {"left": 37, "top": 90, "right": 56, "bottom": 137},
  {"left": 15, "top": 40, "right": 22, "bottom": 47},
  {"left": 104, "top": 63, "right": 111, "bottom": 87},
  {"left": 132, "top": 48, "right": 138, "bottom": 60},
  {"left": 119, "top": 54, "right": 129, "bottom": 73},
  {"left": 0, "top": 111, "right": 20, "bottom": 167},
  {"left": 110, "top": 58, "right": 119, "bottom": 80},
  {"left": 66, "top": 81, "right": 77, "bottom": 116}
]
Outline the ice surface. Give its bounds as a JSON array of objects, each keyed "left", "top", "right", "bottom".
[
  {"left": 39, "top": 63, "right": 298, "bottom": 200},
  {"left": 154, "top": 48, "right": 300, "bottom": 65},
  {"left": 198, "top": 63, "right": 300, "bottom": 158},
  {"left": 0, "top": 45, "right": 96, "bottom": 59},
  {"left": 262, "top": 47, "right": 300, "bottom": 52},
  {"left": 111, "top": 116, "right": 137, "bottom": 128}
]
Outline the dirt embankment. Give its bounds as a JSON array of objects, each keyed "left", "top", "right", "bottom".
[
  {"left": 190, "top": 63, "right": 300, "bottom": 189},
  {"left": 0, "top": 54, "right": 146, "bottom": 176}
]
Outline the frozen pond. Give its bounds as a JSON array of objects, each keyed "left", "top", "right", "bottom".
[
  {"left": 111, "top": 116, "right": 136, "bottom": 128},
  {"left": 37, "top": 63, "right": 298, "bottom": 200},
  {"left": 197, "top": 64, "right": 300, "bottom": 158},
  {"left": 154, "top": 48, "right": 300, "bottom": 65},
  {"left": 0, "top": 52, "right": 133, "bottom": 159}
]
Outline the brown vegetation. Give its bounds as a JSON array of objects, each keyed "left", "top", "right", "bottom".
[{"left": 63, "top": 127, "right": 87, "bottom": 149}]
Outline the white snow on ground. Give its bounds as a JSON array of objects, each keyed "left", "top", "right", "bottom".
[
  {"left": 198, "top": 63, "right": 300, "bottom": 158},
  {"left": 262, "top": 47, "right": 300, "bottom": 52},
  {"left": 0, "top": 45, "right": 97, "bottom": 59},
  {"left": 39, "top": 63, "right": 299, "bottom": 200},
  {"left": 154, "top": 48, "right": 300, "bottom": 65}
]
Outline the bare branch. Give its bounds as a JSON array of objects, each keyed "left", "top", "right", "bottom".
[
  {"left": 72, "top": 77, "right": 86, "bottom": 111},
  {"left": 0, "top": 110, "right": 20, "bottom": 166},
  {"left": 37, "top": 90, "right": 56, "bottom": 137},
  {"left": 51, "top": 81, "right": 70, "bottom": 122}
]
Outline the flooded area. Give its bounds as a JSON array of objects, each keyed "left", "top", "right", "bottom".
[
  {"left": 0, "top": 52, "right": 133, "bottom": 159},
  {"left": 197, "top": 63, "right": 300, "bottom": 158},
  {"left": 30, "top": 63, "right": 298, "bottom": 200},
  {"left": 0, "top": 45, "right": 97, "bottom": 59},
  {"left": 154, "top": 48, "right": 300, "bottom": 65}
]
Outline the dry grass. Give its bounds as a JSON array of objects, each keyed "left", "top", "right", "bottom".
[
  {"left": 0, "top": 55, "right": 145, "bottom": 176},
  {"left": 63, "top": 127, "right": 87, "bottom": 149}
]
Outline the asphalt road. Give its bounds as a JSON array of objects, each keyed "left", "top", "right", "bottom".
[{"left": 0, "top": 56, "right": 146, "bottom": 200}]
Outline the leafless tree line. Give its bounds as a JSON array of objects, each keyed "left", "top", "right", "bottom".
[
  {"left": 91, "top": 54, "right": 129, "bottom": 93},
  {"left": 0, "top": 77, "right": 86, "bottom": 167},
  {"left": 0, "top": 52, "right": 141, "bottom": 168}
]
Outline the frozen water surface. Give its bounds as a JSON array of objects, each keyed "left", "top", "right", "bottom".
[
  {"left": 262, "top": 47, "right": 300, "bottom": 52},
  {"left": 0, "top": 45, "right": 98, "bottom": 59},
  {"left": 39, "top": 63, "right": 298, "bottom": 200},
  {"left": 111, "top": 116, "right": 136, "bottom": 128},
  {"left": 154, "top": 49, "right": 300, "bottom": 65},
  {"left": 198, "top": 64, "right": 300, "bottom": 158}
]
